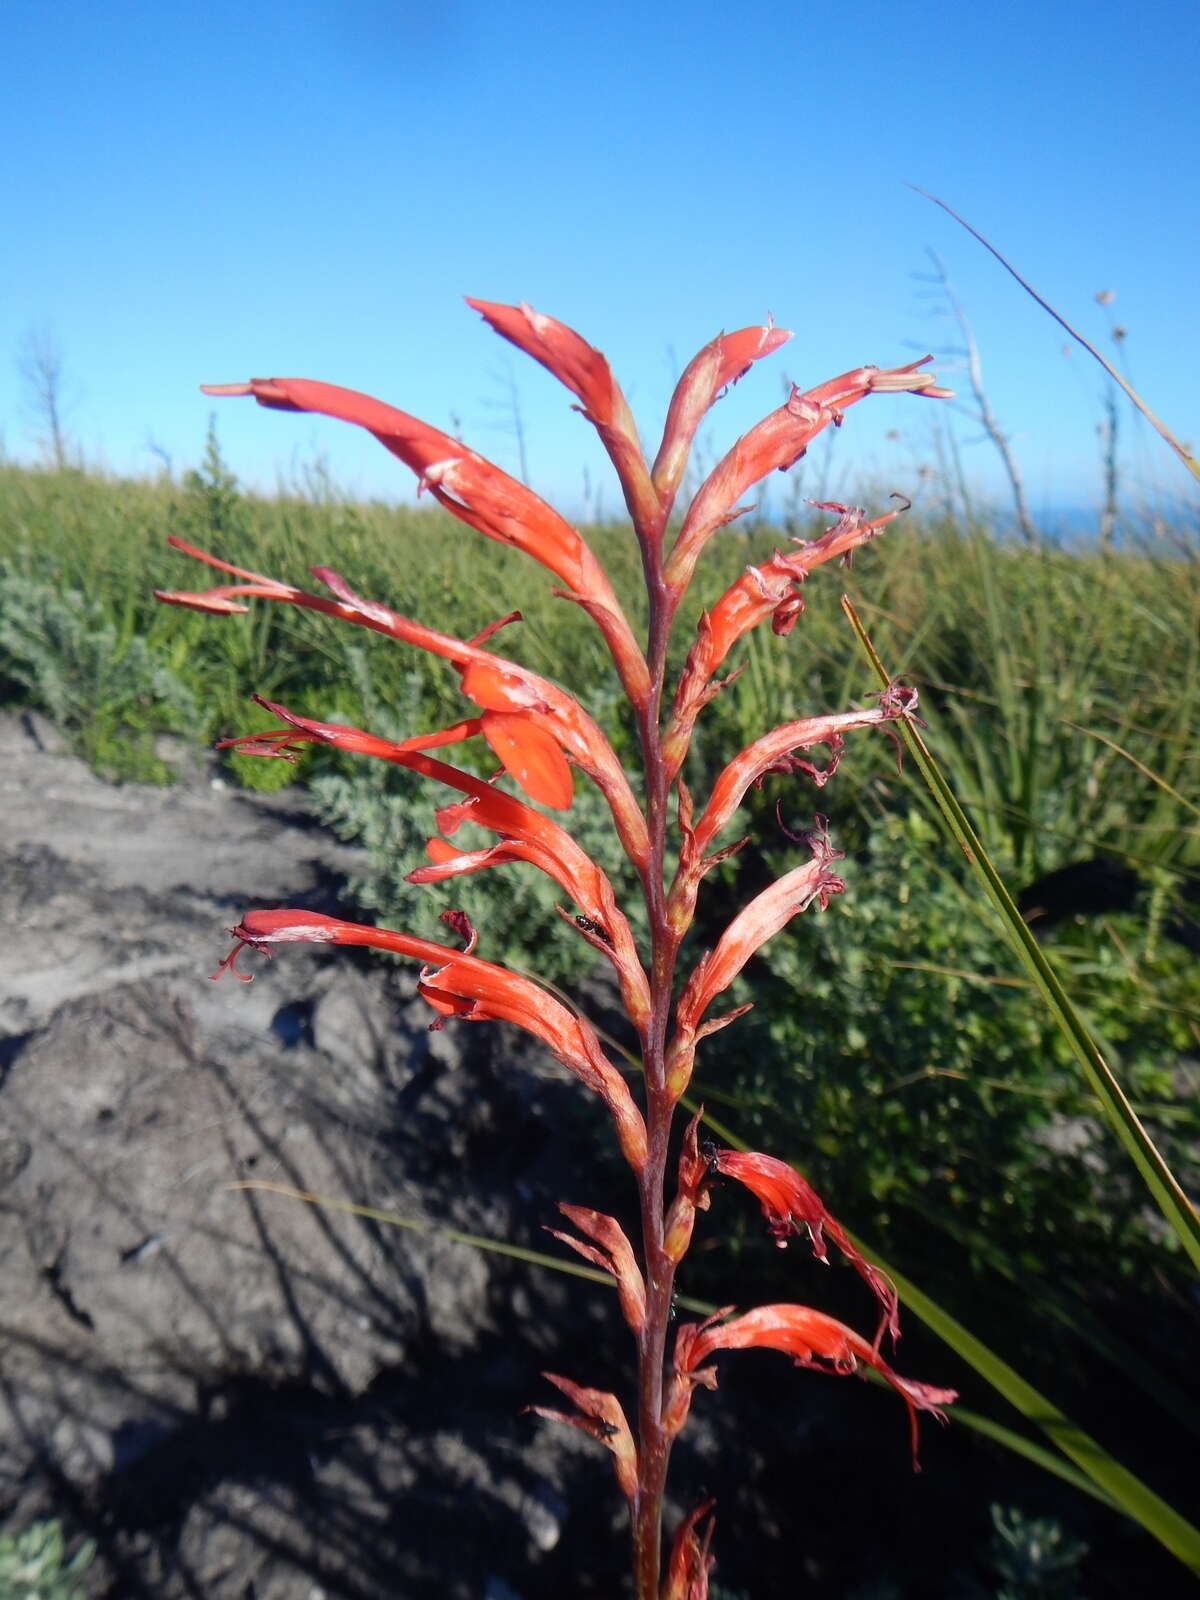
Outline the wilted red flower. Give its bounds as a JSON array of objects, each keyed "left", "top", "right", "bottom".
[
  {"left": 663, "top": 499, "right": 910, "bottom": 776},
  {"left": 665, "top": 358, "right": 953, "bottom": 593},
  {"left": 674, "top": 820, "right": 845, "bottom": 1034},
  {"left": 546, "top": 1204, "right": 646, "bottom": 1334},
  {"left": 527, "top": 1373, "right": 639, "bottom": 1502},
  {"left": 673, "top": 1304, "right": 957, "bottom": 1469},
  {"left": 710, "top": 1149, "right": 899, "bottom": 1347},
  {"left": 679, "top": 698, "right": 914, "bottom": 859},
  {"left": 662, "top": 1500, "right": 716, "bottom": 1600}
]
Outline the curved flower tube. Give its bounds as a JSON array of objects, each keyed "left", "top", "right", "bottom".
[
  {"left": 680, "top": 695, "right": 915, "bottom": 869},
  {"left": 528, "top": 1374, "right": 639, "bottom": 1502},
  {"left": 667, "top": 822, "right": 845, "bottom": 1096},
  {"left": 221, "top": 697, "right": 653, "bottom": 1032},
  {"left": 466, "top": 298, "right": 660, "bottom": 540},
  {"left": 670, "top": 1304, "right": 957, "bottom": 1469},
  {"left": 652, "top": 321, "right": 792, "bottom": 509},
  {"left": 710, "top": 1149, "right": 899, "bottom": 1348},
  {"left": 214, "top": 909, "right": 647, "bottom": 1171},
  {"left": 546, "top": 1203, "right": 647, "bottom": 1335},
  {"left": 157, "top": 540, "right": 650, "bottom": 870},
  {"left": 662, "top": 499, "right": 910, "bottom": 779},
  {"left": 202, "top": 374, "right": 650, "bottom": 707},
  {"left": 665, "top": 358, "right": 951, "bottom": 596}
]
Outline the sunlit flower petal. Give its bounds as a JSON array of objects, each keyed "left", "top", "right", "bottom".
[
  {"left": 653, "top": 319, "right": 792, "bottom": 506},
  {"left": 466, "top": 298, "right": 659, "bottom": 537},
  {"left": 202, "top": 374, "right": 649, "bottom": 704}
]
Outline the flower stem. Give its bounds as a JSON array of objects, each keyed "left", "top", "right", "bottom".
[{"left": 630, "top": 548, "right": 683, "bottom": 1599}]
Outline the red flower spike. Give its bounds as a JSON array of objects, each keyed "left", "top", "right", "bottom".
[
  {"left": 202, "top": 375, "right": 650, "bottom": 707},
  {"left": 662, "top": 499, "right": 910, "bottom": 780},
  {"left": 675, "top": 1304, "right": 957, "bottom": 1470},
  {"left": 653, "top": 319, "right": 793, "bottom": 507},
  {"left": 665, "top": 358, "right": 951, "bottom": 595},
  {"left": 226, "top": 698, "right": 651, "bottom": 1032},
  {"left": 160, "top": 543, "right": 651, "bottom": 872},
  {"left": 214, "top": 910, "right": 647, "bottom": 1171},
  {"left": 662, "top": 1500, "right": 717, "bottom": 1600},
  {"left": 711, "top": 1150, "right": 900, "bottom": 1349},
  {"left": 466, "top": 298, "right": 660, "bottom": 539},
  {"left": 546, "top": 1204, "right": 647, "bottom": 1334},
  {"left": 528, "top": 1374, "right": 639, "bottom": 1502}
]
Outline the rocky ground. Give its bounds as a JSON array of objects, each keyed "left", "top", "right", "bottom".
[
  {"left": 5, "top": 711, "right": 1187, "bottom": 1600},
  {"left": 0, "top": 710, "right": 671, "bottom": 1597}
]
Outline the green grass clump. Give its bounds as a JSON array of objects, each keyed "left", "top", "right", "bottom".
[{"left": 0, "top": 1519, "right": 94, "bottom": 1600}]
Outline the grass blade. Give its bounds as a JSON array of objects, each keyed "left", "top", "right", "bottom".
[
  {"left": 850, "top": 1235, "right": 1200, "bottom": 1572},
  {"left": 909, "top": 185, "right": 1200, "bottom": 485},
  {"left": 843, "top": 595, "right": 1200, "bottom": 1274}
]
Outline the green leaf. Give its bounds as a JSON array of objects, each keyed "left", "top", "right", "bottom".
[{"left": 842, "top": 596, "right": 1200, "bottom": 1276}]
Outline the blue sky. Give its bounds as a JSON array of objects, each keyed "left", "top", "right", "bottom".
[{"left": 3, "top": 0, "right": 1197, "bottom": 523}]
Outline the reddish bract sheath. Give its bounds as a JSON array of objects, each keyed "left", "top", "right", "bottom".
[{"left": 662, "top": 1500, "right": 716, "bottom": 1600}]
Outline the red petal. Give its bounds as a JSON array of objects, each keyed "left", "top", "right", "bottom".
[{"left": 481, "top": 711, "right": 573, "bottom": 809}]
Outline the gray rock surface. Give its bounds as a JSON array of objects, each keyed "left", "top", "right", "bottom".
[{"left": 0, "top": 713, "right": 637, "bottom": 1597}]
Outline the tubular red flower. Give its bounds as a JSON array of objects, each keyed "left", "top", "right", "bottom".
[
  {"left": 653, "top": 320, "right": 792, "bottom": 507},
  {"left": 465, "top": 298, "right": 659, "bottom": 538},
  {"left": 665, "top": 359, "right": 951, "bottom": 594},
  {"left": 681, "top": 699, "right": 914, "bottom": 867},
  {"left": 546, "top": 1204, "right": 647, "bottom": 1334},
  {"left": 662, "top": 499, "right": 910, "bottom": 781},
  {"left": 711, "top": 1150, "right": 899, "bottom": 1347},
  {"left": 220, "top": 698, "right": 652, "bottom": 1031},
  {"left": 202, "top": 375, "right": 649, "bottom": 705},
  {"left": 213, "top": 909, "right": 647, "bottom": 1169},
  {"left": 675, "top": 821, "right": 845, "bottom": 1039},
  {"left": 675, "top": 1305, "right": 957, "bottom": 1470},
  {"left": 158, "top": 542, "right": 650, "bottom": 869}
]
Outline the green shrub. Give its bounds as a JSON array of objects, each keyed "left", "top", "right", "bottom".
[
  {"left": 0, "top": 571, "right": 197, "bottom": 782},
  {"left": 0, "top": 1519, "right": 94, "bottom": 1600}
]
